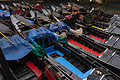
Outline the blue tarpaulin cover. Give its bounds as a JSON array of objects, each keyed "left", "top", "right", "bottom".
[
  {"left": 4, "top": 10, "right": 10, "bottom": 17},
  {"left": 26, "top": 27, "right": 58, "bottom": 43},
  {"left": 49, "top": 22, "right": 71, "bottom": 33},
  {"left": 0, "top": 10, "right": 10, "bottom": 19},
  {"left": 0, "top": 35, "right": 33, "bottom": 60}
]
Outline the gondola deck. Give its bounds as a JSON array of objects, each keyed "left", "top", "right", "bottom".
[
  {"left": 1, "top": 1, "right": 120, "bottom": 80},
  {"left": 68, "top": 39, "right": 104, "bottom": 56},
  {"left": 45, "top": 45, "right": 93, "bottom": 79}
]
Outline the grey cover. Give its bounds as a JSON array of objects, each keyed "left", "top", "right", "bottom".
[
  {"left": 113, "top": 39, "right": 120, "bottom": 49},
  {"left": 106, "top": 26, "right": 115, "bottom": 32},
  {"left": 108, "top": 54, "right": 120, "bottom": 68},
  {"left": 112, "top": 21, "right": 120, "bottom": 26},
  {"left": 35, "top": 11, "right": 51, "bottom": 21},
  {"left": 55, "top": 6, "right": 61, "bottom": 12},
  {"left": 0, "top": 22, "right": 11, "bottom": 33},
  {"left": 112, "top": 27, "right": 120, "bottom": 35},
  {"left": 109, "top": 15, "right": 117, "bottom": 24},
  {"left": 100, "top": 49, "right": 114, "bottom": 62},
  {"left": 73, "top": 3, "right": 83, "bottom": 9},
  {"left": 105, "top": 36, "right": 118, "bottom": 46},
  {"left": 15, "top": 14, "right": 34, "bottom": 26},
  {"left": 51, "top": 5, "right": 56, "bottom": 12},
  {"left": 29, "top": 10, "right": 35, "bottom": 18},
  {"left": 42, "top": 9, "right": 49, "bottom": 16},
  {"left": 52, "top": 11, "right": 61, "bottom": 17}
]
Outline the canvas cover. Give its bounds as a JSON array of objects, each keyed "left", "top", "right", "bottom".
[
  {"left": 35, "top": 11, "right": 51, "bottom": 21},
  {"left": 10, "top": 15, "right": 21, "bottom": 32},
  {"left": 0, "top": 22, "right": 11, "bottom": 33},
  {"left": 15, "top": 14, "right": 34, "bottom": 26},
  {"left": 49, "top": 22, "right": 70, "bottom": 33},
  {"left": 0, "top": 35, "right": 33, "bottom": 60},
  {"left": 0, "top": 10, "right": 10, "bottom": 19},
  {"left": 26, "top": 27, "right": 58, "bottom": 43},
  {"left": 42, "top": 9, "right": 49, "bottom": 16}
]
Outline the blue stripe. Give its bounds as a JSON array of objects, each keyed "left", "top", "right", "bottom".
[
  {"left": 48, "top": 50, "right": 64, "bottom": 57},
  {"left": 56, "top": 57, "right": 93, "bottom": 79},
  {"left": 26, "top": 19, "right": 35, "bottom": 23},
  {"left": 46, "top": 46, "right": 93, "bottom": 79}
]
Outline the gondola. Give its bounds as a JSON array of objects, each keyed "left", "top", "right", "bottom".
[
  {"left": 60, "top": 2, "right": 120, "bottom": 36},
  {"left": 1, "top": 1, "right": 120, "bottom": 80},
  {"left": 8, "top": 10, "right": 120, "bottom": 80},
  {"left": 66, "top": 3, "right": 120, "bottom": 36},
  {"left": 63, "top": 15, "right": 120, "bottom": 51},
  {"left": 34, "top": 5, "right": 120, "bottom": 74},
  {"left": 0, "top": 19, "right": 70, "bottom": 80}
]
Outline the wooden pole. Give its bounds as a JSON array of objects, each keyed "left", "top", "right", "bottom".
[{"left": 0, "top": 32, "right": 14, "bottom": 45}]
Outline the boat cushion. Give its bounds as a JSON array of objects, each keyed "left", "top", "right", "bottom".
[{"left": 0, "top": 35, "right": 33, "bottom": 60}]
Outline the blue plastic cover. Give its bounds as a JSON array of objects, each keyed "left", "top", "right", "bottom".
[
  {"left": 0, "top": 10, "right": 10, "bottom": 19},
  {"left": 0, "top": 35, "right": 33, "bottom": 60},
  {"left": 3, "top": 10, "right": 10, "bottom": 17},
  {"left": 49, "top": 22, "right": 71, "bottom": 33},
  {"left": 0, "top": 10, "right": 3, "bottom": 12},
  {"left": 0, "top": 10, "right": 4, "bottom": 18},
  {"left": 26, "top": 27, "right": 58, "bottom": 43}
]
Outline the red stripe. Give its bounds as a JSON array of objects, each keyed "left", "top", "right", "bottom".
[
  {"left": 68, "top": 39, "right": 104, "bottom": 56},
  {"left": 89, "top": 35, "right": 106, "bottom": 42},
  {"left": 46, "top": 69, "right": 56, "bottom": 80},
  {"left": 73, "top": 10, "right": 79, "bottom": 14},
  {"left": 26, "top": 61, "right": 42, "bottom": 77}
]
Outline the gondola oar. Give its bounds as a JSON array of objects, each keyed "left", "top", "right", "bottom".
[
  {"left": 53, "top": 15, "right": 60, "bottom": 22},
  {"left": 0, "top": 32, "right": 14, "bottom": 45}
]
